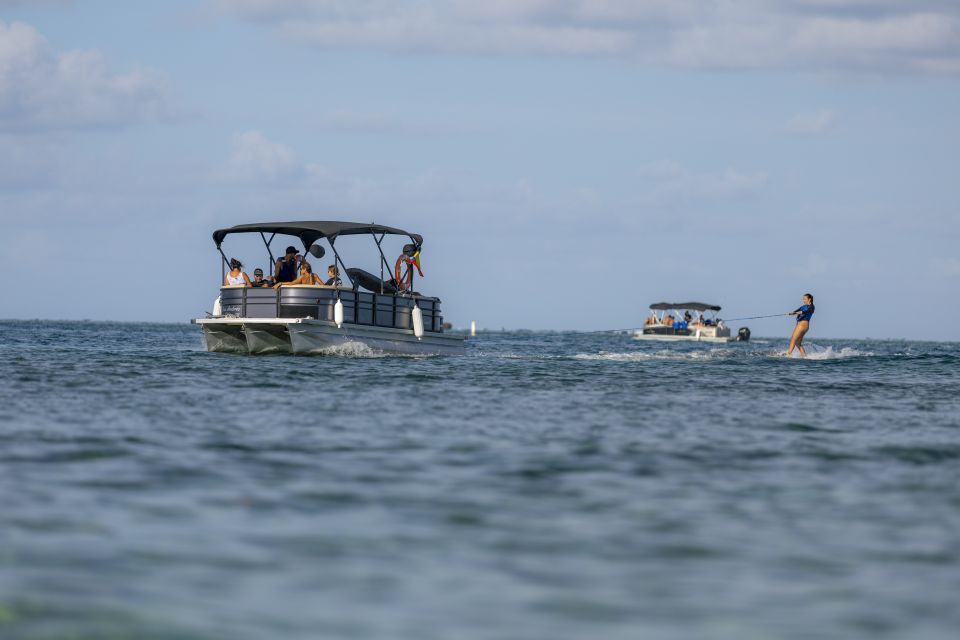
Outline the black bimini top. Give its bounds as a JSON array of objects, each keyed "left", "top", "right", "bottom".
[
  {"left": 650, "top": 302, "right": 722, "bottom": 312},
  {"left": 212, "top": 221, "right": 417, "bottom": 248}
]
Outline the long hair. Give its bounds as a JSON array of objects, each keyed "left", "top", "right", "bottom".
[
  {"left": 230, "top": 258, "right": 242, "bottom": 270},
  {"left": 804, "top": 293, "right": 814, "bottom": 303},
  {"left": 301, "top": 260, "right": 312, "bottom": 274}
]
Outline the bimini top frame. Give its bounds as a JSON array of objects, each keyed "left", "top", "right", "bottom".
[
  {"left": 211, "top": 220, "right": 424, "bottom": 295},
  {"left": 649, "top": 302, "right": 721, "bottom": 312},
  {"left": 213, "top": 220, "right": 421, "bottom": 249}
]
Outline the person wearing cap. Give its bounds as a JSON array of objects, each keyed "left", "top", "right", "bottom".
[
  {"left": 275, "top": 245, "right": 301, "bottom": 283},
  {"left": 250, "top": 268, "right": 273, "bottom": 287}
]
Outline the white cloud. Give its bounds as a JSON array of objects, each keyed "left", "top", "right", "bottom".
[
  {"left": 785, "top": 109, "right": 837, "bottom": 135},
  {"left": 214, "top": 130, "right": 607, "bottom": 231},
  {"left": 224, "top": 130, "right": 304, "bottom": 183},
  {"left": 211, "top": 0, "right": 960, "bottom": 73},
  {"left": 210, "top": 0, "right": 960, "bottom": 73},
  {"left": 0, "top": 21, "right": 172, "bottom": 132}
]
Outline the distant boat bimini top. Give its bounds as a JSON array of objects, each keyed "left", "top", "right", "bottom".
[
  {"left": 649, "top": 302, "right": 722, "bottom": 312},
  {"left": 212, "top": 220, "right": 420, "bottom": 248}
]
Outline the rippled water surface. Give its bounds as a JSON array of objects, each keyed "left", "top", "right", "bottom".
[{"left": 1, "top": 321, "right": 958, "bottom": 639}]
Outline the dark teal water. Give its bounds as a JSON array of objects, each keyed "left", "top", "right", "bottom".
[{"left": 1, "top": 321, "right": 958, "bottom": 640}]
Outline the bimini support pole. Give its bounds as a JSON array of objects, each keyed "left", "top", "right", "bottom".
[
  {"left": 217, "top": 246, "right": 230, "bottom": 284},
  {"left": 373, "top": 232, "right": 391, "bottom": 295},
  {"left": 260, "top": 232, "right": 276, "bottom": 276},
  {"left": 328, "top": 237, "right": 352, "bottom": 290}
]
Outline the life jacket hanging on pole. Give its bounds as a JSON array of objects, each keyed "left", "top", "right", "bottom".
[{"left": 394, "top": 244, "right": 423, "bottom": 292}]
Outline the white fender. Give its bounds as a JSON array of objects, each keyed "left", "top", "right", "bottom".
[
  {"left": 212, "top": 296, "right": 222, "bottom": 316},
  {"left": 412, "top": 303, "right": 424, "bottom": 339},
  {"left": 334, "top": 299, "right": 344, "bottom": 328}
]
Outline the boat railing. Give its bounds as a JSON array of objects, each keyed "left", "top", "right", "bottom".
[{"left": 218, "top": 286, "right": 445, "bottom": 332}]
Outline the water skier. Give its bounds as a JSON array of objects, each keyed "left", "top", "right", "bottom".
[{"left": 786, "top": 293, "right": 815, "bottom": 357}]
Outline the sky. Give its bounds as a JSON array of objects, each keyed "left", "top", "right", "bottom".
[{"left": 0, "top": 0, "right": 958, "bottom": 339}]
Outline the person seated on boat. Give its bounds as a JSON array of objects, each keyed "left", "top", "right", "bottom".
[
  {"left": 684, "top": 311, "right": 693, "bottom": 324},
  {"left": 274, "top": 246, "right": 302, "bottom": 283},
  {"left": 644, "top": 312, "right": 658, "bottom": 326},
  {"left": 274, "top": 260, "right": 323, "bottom": 288},
  {"left": 250, "top": 268, "right": 273, "bottom": 288},
  {"left": 324, "top": 264, "right": 342, "bottom": 287},
  {"left": 663, "top": 314, "right": 675, "bottom": 327},
  {"left": 223, "top": 259, "right": 251, "bottom": 287}
]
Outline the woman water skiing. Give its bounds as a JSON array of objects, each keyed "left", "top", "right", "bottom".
[{"left": 786, "top": 293, "right": 815, "bottom": 357}]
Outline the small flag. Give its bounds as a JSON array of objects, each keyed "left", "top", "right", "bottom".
[{"left": 412, "top": 250, "right": 424, "bottom": 277}]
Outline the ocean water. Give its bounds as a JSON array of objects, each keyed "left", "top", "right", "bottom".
[{"left": 1, "top": 320, "right": 958, "bottom": 640}]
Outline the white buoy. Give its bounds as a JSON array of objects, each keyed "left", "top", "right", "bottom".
[
  {"left": 412, "top": 303, "right": 424, "bottom": 339},
  {"left": 212, "top": 296, "right": 222, "bottom": 316},
  {"left": 334, "top": 299, "right": 344, "bottom": 328},
  {"left": 470, "top": 320, "right": 476, "bottom": 337}
]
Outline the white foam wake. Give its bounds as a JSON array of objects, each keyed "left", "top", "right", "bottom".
[
  {"left": 780, "top": 345, "right": 873, "bottom": 360},
  {"left": 572, "top": 345, "right": 874, "bottom": 362},
  {"left": 573, "top": 349, "right": 733, "bottom": 362},
  {"left": 306, "top": 341, "right": 385, "bottom": 358}
]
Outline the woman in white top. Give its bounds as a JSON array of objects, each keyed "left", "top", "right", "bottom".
[{"left": 224, "top": 258, "right": 251, "bottom": 287}]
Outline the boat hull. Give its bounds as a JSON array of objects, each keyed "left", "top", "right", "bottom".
[
  {"left": 633, "top": 332, "right": 740, "bottom": 343},
  {"left": 243, "top": 324, "right": 293, "bottom": 354},
  {"left": 201, "top": 324, "right": 248, "bottom": 353},
  {"left": 289, "top": 321, "right": 463, "bottom": 355},
  {"left": 195, "top": 318, "right": 464, "bottom": 356}
]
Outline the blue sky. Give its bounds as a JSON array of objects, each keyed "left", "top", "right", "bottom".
[{"left": 1, "top": 1, "right": 958, "bottom": 339}]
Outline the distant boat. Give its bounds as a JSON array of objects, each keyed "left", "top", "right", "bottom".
[
  {"left": 634, "top": 302, "right": 750, "bottom": 343},
  {"left": 192, "top": 220, "right": 465, "bottom": 355}
]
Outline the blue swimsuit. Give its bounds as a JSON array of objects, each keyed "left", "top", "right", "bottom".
[{"left": 794, "top": 304, "right": 815, "bottom": 323}]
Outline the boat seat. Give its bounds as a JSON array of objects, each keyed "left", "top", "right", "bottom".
[{"left": 346, "top": 268, "right": 399, "bottom": 294}]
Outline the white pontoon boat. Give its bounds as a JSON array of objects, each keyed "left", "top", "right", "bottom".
[
  {"left": 634, "top": 302, "right": 750, "bottom": 343},
  {"left": 192, "top": 221, "right": 465, "bottom": 355}
]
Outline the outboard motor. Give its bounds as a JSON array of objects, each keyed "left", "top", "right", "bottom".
[{"left": 738, "top": 327, "right": 751, "bottom": 342}]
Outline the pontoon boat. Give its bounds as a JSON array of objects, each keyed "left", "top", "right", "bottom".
[
  {"left": 634, "top": 302, "right": 750, "bottom": 343},
  {"left": 191, "top": 221, "right": 465, "bottom": 355}
]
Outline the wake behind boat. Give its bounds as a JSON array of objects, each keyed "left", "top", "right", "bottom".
[
  {"left": 634, "top": 302, "right": 750, "bottom": 343},
  {"left": 191, "top": 220, "right": 465, "bottom": 355}
]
